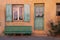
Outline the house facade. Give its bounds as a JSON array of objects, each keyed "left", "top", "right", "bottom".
[{"left": 0, "top": 0, "right": 60, "bottom": 36}]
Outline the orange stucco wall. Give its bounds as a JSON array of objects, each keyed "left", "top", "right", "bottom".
[{"left": 0, "top": 0, "right": 60, "bottom": 36}]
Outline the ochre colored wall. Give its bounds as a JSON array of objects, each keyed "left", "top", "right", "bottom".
[{"left": 0, "top": 0, "right": 60, "bottom": 35}]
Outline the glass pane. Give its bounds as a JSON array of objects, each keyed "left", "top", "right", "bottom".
[
  {"left": 19, "top": 7, "right": 23, "bottom": 20},
  {"left": 56, "top": 4, "right": 60, "bottom": 16},
  {"left": 14, "top": 10, "right": 18, "bottom": 20},
  {"left": 13, "top": 7, "right": 18, "bottom": 20},
  {"left": 35, "top": 7, "right": 40, "bottom": 17},
  {"left": 35, "top": 6, "right": 44, "bottom": 17}
]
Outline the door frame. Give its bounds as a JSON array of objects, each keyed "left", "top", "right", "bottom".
[{"left": 34, "top": 3, "right": 44, "bottom": 33}]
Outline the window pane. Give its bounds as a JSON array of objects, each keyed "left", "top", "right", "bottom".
[
  {"left": 19, "top": 7, "right": 23, "bottom": 20},
  {"left": 13, "top": 5, "right": 24, "bottom": 21},
  {"left": 35, "top": 7, "right": 40, "bottom": 16},
  {"left": 14, "top": 10, "right": 18, "bottom": 20},
  {"left": 13, "top": 7, "right": 18, "bottom": 20},
  {"left": 35, "top": 6, "right": 44, "bottom": 17},
  {"left": 56, "top": 4, "right": 60, "bottom": 16}
]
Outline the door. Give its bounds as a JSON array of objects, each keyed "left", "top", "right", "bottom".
[{"left": 34, "top": 4, "right": 44, "bottom": 30}]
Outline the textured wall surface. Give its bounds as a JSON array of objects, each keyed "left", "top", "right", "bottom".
[{"left": 0, "top": 0, "right": 60, "bottom": 36}]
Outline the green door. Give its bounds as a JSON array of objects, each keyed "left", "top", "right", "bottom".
[{"left": 34, "top": 4, "right": 44, "bottom": 30}]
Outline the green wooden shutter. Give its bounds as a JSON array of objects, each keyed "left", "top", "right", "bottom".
[
  {"left": 24, "top": 4, "right": 30, "bottom": 21},
  {"left": 6, "top": 4, "right": 12, "bottom": 22}
]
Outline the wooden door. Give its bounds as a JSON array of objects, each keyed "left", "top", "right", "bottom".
[{"left": 34, "top": 4, "right": 44, "bottom": 30}]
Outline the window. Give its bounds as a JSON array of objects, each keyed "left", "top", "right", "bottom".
[
  {"left": 56, "top": 3, "right": 60, "bottom": 16},
  {"left": 6, "top": 4, "right": 30, "bottom": 22},
  {"left": 13, "top": 5, "right": 24, "bottom": 21},
  {"left": 57, "top": 11, "right": 60, "bottom": 16},
  {"left": 35, "top": 4, "right": 44, "bottom": 17},
  {"left": 19, "top": 7, "right": 23, "bottom": 20}
]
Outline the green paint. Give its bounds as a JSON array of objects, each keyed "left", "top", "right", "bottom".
[
  {"left": 4, "top": 26, "right": 32, "bottom": 34},
  {"left": 24, "top": 4, "right": 30, "bottom": 22},
  {"left": 6, "top": 4, "right": 12, "bottom": 22},
  {"left": 34, "top": 17, "right": 44, "bottom": 30},
  {"left": 34, "top": 4, "right": 44, "bottom": 30}
]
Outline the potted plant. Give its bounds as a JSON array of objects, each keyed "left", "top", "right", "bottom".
[{"left": 48, "top": 20, "right": 58, "bottom": 36}]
